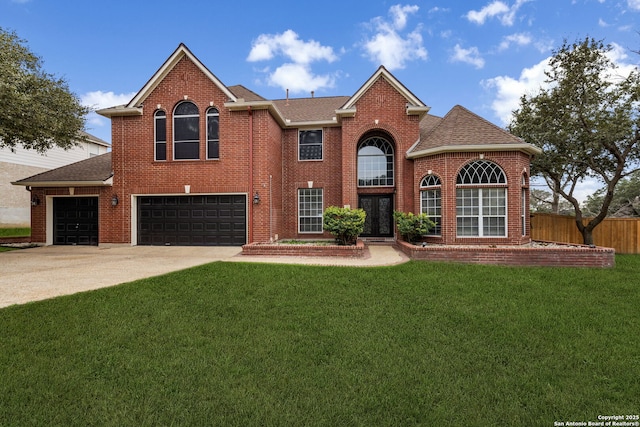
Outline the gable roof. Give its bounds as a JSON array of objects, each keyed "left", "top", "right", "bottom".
[
  {"left": 337, "top": 66, "right": 430, "bottom": 119},
  {"left": 12, "top": 152, "right": 113, "bottom": 187},
  {"left": 407, "top": 105, "right": 541, "bottom": 158},
  {"left": 97, "top": 44, "right": 237, "bottom": 118}
]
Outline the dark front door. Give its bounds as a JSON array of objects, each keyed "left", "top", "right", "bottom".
[
  {"left": 53, "top": 197, "right": 99, "bottom": 245},
  {"left": 359, "top": 194, "right": 393, "bottom": 237}
]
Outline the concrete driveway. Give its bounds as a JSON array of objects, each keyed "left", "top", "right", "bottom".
[
  {"left": 0, "top": 244, "right": 407, "bottom": 309},
  {"left": 0, "top": 245, "right": 242, "bottom": 308}
]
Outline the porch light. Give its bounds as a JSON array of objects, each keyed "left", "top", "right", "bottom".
[
  {"left": 111, "top": 194, "right": 119, "bottom": 206},
  {"left": 31, "top": 195, "right": 40, "bottom": 206},
  {"left": 253, "top": 192, "right": 260, "bottom": 204}
]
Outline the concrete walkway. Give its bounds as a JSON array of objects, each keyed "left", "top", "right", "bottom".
[{"left": 0, "top": 244, "right": 408, "bottom": 308}]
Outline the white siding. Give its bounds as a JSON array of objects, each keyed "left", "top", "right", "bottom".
[{"left": 0, "top": 140, "right": 110, "bottom": 227}]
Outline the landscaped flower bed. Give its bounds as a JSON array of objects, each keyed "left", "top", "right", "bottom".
[
  {"left": 241, "top": 239, "right": 366, "bottom": 258},
  {"left": 395, "top": 239, "right": 615, "bottom": 268}
]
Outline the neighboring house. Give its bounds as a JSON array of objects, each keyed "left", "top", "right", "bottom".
[
  {"left": 1, "top": 131, "right": 110, "bottom": 227},
  {"left": 14, "top": 44, "right": 540, "bottom": 246}
]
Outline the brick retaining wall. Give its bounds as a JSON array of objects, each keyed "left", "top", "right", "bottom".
[
  {"left": 395, "top": 240, "right": 615, "bottom": 268},
  {"left": 242, "top": 240, "right": 366, "bottom": 258}
]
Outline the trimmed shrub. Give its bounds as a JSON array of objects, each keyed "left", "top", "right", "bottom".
[
  {"left": 393, "top": 211, "right": 435, "bottom": 244},
  {"left": 323, "top": 206, "right": 366, "bottom": 245}
]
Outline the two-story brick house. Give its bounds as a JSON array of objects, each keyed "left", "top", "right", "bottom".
[{"left": 15, "top": 44, "right": 540, "bottom": 247}]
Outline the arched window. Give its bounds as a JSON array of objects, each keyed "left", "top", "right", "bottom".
[
  {"left": 154, "top": 110, "right": 166, "bottom": 161},
  {"left": 357, "top": 136, "right": 394, "bottom": 187},
  {"left": 456, "top": 160, "right": 507, "bottom": 237},
  {"left": 420, "top": 175, "right": 441, "bottom": 235},
  {"left": 206, "top": 107, "right": 219, "bottom": 159},
  {"left": 173, "top": 101, "right": 199, "bottom": 160}
]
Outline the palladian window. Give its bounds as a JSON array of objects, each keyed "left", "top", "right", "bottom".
[{"left": 357, "top": 136, "right": 394, "bottom": 187}]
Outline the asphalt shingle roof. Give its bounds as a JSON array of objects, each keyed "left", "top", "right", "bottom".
[
  {"left": 13, "top": 152, "right": 113, "bottom": 185},
  {"left": 272, "top": 96, "right": 350, "bottom": 123},
  {"left": 411, "top": 105, "right": 524, "bottom": 154}
]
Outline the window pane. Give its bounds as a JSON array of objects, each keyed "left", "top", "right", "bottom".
[
  {"left": 155, "top": 116, "right": 166, "bottom": 142},
  {"left": 299, "top": 130, "right": 323, "bottom": 160},
  {"left": 175, "top": 142, "right": 199, "bottom": 160},
  {"left": 298, "top": 188, "right": 323, "bottom": 233},
  {"left": 175, "top": 117, "right": 199, "bottom": 141},
  {"left": 421, "top": 189, "right": 441, "bottom": 235},
  {"left": 207, "top": 114, "right": 219, "bottom": 140},
  {"left": 155, "top": 142, "right": 166, "bottom": 161},
  {"left": 207, "top": 140, "right": 219, "bottom": 159},
  {"left": 175, "top": 102, "right": 199, "bottom": 115}
]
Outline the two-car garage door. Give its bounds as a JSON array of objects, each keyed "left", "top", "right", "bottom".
[{"left": 137, "top": 195, "right": 246, "bottom": 246}]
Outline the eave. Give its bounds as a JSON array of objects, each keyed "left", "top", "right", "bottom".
[
  {"left": 96, "top": 106, "right": 143, "bottom": 118},
  {"left": 406, "top": 143, "right": 542, "bottom": 159},
  {"left": 12, "top": 176, "right": 114, "bottom": 188}
]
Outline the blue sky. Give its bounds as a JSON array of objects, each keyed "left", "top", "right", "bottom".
[{"left": 2, "top": 0, "right": 639, "bottom": 198}]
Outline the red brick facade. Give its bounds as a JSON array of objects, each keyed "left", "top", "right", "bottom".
[{"left": 25, "top": 44, "right": 540, "bottom": 247}]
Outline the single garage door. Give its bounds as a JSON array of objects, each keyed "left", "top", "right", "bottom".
[
  {"left": 53, "top": 197, "right": 99, "bottom": 245},
  {"left": 137, "top": 195, "right": 246, "bottom": 246}
]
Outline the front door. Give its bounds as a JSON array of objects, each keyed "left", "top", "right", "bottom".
[{"left": 358, "top": 194, "right": 393, "bottom": 237}]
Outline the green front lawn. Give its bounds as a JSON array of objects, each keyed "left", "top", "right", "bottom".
[
  {"left": 1, "top": 257, "right": 638, "bottom": 426},
  {"left": 0, "top": 227, "right": 30, "bottom": 238}
]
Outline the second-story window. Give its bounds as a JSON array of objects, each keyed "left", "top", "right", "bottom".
[
  {"left": 207, "top": 107, "right": 219, "bottom": 159},
  {"left": 154, "top": 110, "right": 166, "bottom": 161},
  {"left": 173, "top": 101, "right": 200, "bottom": 160},
  {"left": 299, "top": 129, "right": 323, "bottom": 161}
]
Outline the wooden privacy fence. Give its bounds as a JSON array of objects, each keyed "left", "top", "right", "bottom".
[{"left": 531, "top": 213, "right": 640, "bottom": 254}]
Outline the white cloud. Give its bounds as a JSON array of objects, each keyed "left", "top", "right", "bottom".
[
  {"left": 466, "top": 0, "right": 531, "bottom": 26},
  {"left": 483, "top": 42, "right": 639, "bottom": 127},
  {"left": 81, "top": 90, "right": 136, "bottom": 128},
  {"left": 451, "top": 44, "right": 485, "bottom": 69},
  {"left": 482, "top": 57, "right": 550, "bottom": 126},
  {"left": 81, "top": 90, "right": 135, "bottom": 110},
  {"left": 362, "top": 4, "right": 427, "bottom": 70},
  {"left": 247, "top": 30, "right": 338, "bottom": 95},
  {"left": 498, "top": 32, "right": 532, "bottom": 51},
  {"left": 247, "top": 29, "right": 337, "bottom": 65},
  {"left": 267, "top": 63, "right": 336, "bottom": 93},
  {"left": 629, "top": 0, "right": 640, "bottom": 10}
]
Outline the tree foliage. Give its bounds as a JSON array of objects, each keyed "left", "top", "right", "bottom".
[
  {"left": 583, "top": 171, "right": 640, "bottom": 217},
  {"left": 509, "top": 37, "right": 640, "bottom": 245},
  {"left": 530, "top": 189, "right": 574, "bottom": 215},
  {"left": 0, "top": 27, "right": 89, "bottom": 153}
]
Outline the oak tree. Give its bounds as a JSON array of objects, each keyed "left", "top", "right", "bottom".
[
  {"left": 509, "top": 38, "right": 640, "bottom": 245},
  {"left": 0, "top": 27, "right": 89, "bottom": 153}
]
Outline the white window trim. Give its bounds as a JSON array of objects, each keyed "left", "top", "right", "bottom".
[
  {"left": 298, "top": 188, "right": 324, "bottom": 234},
  {"left": 154, "top": 110, "right": 167, "bottom": 162},
  {"left": 173, "top": 102, "right": 200, "bottom": 161},
  {"left": 206, "top": 107, "right": 220, "bottom": 160},
  {"left": 456, "top": 187, "right": 508, "bottom": 238},
  {"left": 420, "top": 185, "right": 442, "bottom": 237}
]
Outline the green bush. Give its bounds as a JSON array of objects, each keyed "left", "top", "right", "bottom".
[
  {"left": 393, "top": 211, "right": 435, "bottom": 244},
  {"left": 323, "top": 206, "right": 366, "bottom": 245}
]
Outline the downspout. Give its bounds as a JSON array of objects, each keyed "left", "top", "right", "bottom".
[{"left": 248, "top": 106, "right": 254, "bottom": 243}]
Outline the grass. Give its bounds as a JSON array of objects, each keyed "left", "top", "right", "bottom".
[
  {"left": 1, "top": 256, "right": 638, "bottom": 426},
  {"left": 0, "top": 227, "right": 30, "bottom": 238}
]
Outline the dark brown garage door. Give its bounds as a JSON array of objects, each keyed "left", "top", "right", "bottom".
[
  {"left": 53, "top": 197, "right": 99, "bottom": 245},
  {"left": 137, "top": 195, "right": 246, "bottom": 246}
]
